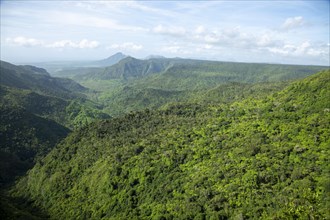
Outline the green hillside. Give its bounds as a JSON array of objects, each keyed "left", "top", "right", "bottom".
[
  {"left": 0, "top": 61, "right": 111, "bottom": 129},
  {"left": 9, "top": 70, "right": 330, "bottom": 219},
  {"left": 0, "top": 104, "right": 70, "bottom": 186},
  {"left": 73, "top": 57, "right": 177, "bottom": 80},
  {"left": 130, "top": 60, "right": 326, "bottom": 90},
  {"left": 66, "top": 57, "right": 327, "bottom": 116},
  {"left": 0, "top": 61, "right": 87, "bottom": 99},
  {"left": 0, "top": 61, "right": 111, "bottom": 185},
  {"left": 59, "top": 57, "right": 326, "bottom": 83}
]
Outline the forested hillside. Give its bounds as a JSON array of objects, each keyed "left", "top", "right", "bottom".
[
  {"left": 0, "top": 61, "right": 87, "bottom": 99},
  {"left": 0, "top": 61, "right": 111, "bottom": 129},
  {"left": 9, "top": 69, "right": 330, "bottom": 219},
  {"left": 72, "top": 57, "right": 326, "bottom": 116},
  {"left": 58, "top": 57, "right": 326, "bottom": 82},
  {"left": 0, "top": 104, "right": 70, "bottom": 185},
  {"left": 0, "top": 61, "right": 111, "bottom": 187}
]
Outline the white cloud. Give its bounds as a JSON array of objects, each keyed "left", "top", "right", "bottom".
[
  {"left": 162, "top": 45, "right": 181, "bottom": 54},
  {"left": 267, "top": 41, "right": 329, "bottom": 57},
  {"left": 109, "top": 42, "right": 143, "bottom": 51},
  {"left": 195, "top": 25, "right": 206, "bottom": 34},
  {"left": 6, "top": 36, "right": 100, "bottom": 49},
  {"left": 256, "top": 34, "right": 279, "bottom": 47},
  {"left": 46, "top": 39, "right": 100, "bottom": 49},
  {"left": 204, "top": 44, "right": 213, "bottom": 49},
  {"left": 6, "top": 36, "right": 43, "bottom": 47},
  {"left": 204, "top": 33, "right": 221, "bottom": 44},
  {"left": 153, "top": 25, "right": 186, "bottom": 37},
  {"left": 281, "top": 16, "right": 305, "bottom": 30}
]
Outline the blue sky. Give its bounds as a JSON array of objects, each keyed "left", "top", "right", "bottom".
[{"left": 1, "top": 0, "right": 329, "bottom": 65}]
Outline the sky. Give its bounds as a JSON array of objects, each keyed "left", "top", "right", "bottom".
[{"left": 1, "top": 0, "right": 329, "bottom": 66}]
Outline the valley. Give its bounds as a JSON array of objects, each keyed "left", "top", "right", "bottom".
[
  {"left": 1, "top": 1, "right": 329, "bottom": 219},
  {"left": 0, "top": 54, "right": 329, "bottom": 219}
]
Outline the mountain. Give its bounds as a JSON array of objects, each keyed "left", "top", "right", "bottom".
[
  {"left": 70, "top": 57, "right": 327, "bottom": 116},
  {"left": 0, "top": 61, "right": 113, "bottom": 186},
  {"left": 32, "top": 53, "right": 127, "bottom": 77},
  {"left": 72, "top": 57, "right": 327, "bottom": 83},
  {"left": 73, "top": 57, "right": 176, "bottom": 80},
  {"left": 0, "top": 60, "right": 87, "bottom": 99},
  {"left": 0, "top": 61, "right": 111, "bottom": 129},
  {"left": 95, "top": 52, "right": 127, "bottom": 67},
  {"left": 9, "top": 70, "right": 330, "bottom": 219}
]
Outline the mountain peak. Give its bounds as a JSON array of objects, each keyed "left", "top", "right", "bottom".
[
  {"left": 105, "top": 52, "right": 126, "bottom": 60},
  {"left": 97, "top": 52, "right": 127, "bottom": 67}
]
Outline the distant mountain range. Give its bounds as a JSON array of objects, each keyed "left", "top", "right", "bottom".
[{"left": 52, "top": 56, "right": 327, "bottom": 83}]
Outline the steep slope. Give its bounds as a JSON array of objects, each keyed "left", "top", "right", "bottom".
[
  {"left": 0, "top": 60, "right": 87, "bottom": 99},
  {"left": 0, "top": 61, "right": 111, "bottom": 129},
  {"left": 0, "top": 61, "right": 111, "bottom": 186},
  {"left": 10, "top": 70, "right": 330, "bottom": 219},
  {"left": 0, "top": 104, "right": 70, "bottom": 185}
]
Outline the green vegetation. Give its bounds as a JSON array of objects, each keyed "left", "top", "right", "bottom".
[
  {"left": 0, "top": 61, "right": 111, "bottom": 186},
  {"left": 0, "top": 104, "right": 70, "bottom": 185},
  {"left": 9, "top": 69, "right": 330, "bottom": 219},
  {"left": 0, "top": 61, "right": 111, "bottom": 129},
  {"left": 58, "top": 57, "right": 326, "bottom": 116}
]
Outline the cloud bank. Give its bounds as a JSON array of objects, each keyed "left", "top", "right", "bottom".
[{"left": 6, "top": 37, "right": 100, "bottom": 49}]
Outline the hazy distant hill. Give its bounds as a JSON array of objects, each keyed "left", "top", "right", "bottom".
[
  {"left": 31, "top": 53, "right": 128, "bottom": 76},
  {"left": 94, "top": 52, "right": 127, "bottom": 67},
  {"left": 62, "top": 57, "right": 173, "bottom": 80},
  {"left": 64, "top": 57, "right": 327, "bottom": 83}
]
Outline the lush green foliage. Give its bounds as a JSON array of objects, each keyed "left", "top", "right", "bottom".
[
  {"left": 0, "top": 61, "right": 111, "bottom": 187},
  {"left": 68, "top": 57, "right": 327, "bottom": 116},
  {"left": 101, "top": 81, "right": 289, "bottom": 116},
  {"left": 10, "top": 70, "right": 330, "bottom": 219},
  {"left": 0, "top": 61, "right": 87, "bottom": 99},
  {"left": 0, "top": 104, "right": 70, "bottom": 185},
  {"left": 59, "top": 57, "right": 326, "bottom": 83},
  {"left": 0, "top": 61, "right": 111, "bottom": 129}
]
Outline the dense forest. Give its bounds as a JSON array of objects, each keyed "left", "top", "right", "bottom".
[
  {"left": 2, "top": 0, "right": 329, "bottom": 218},
  {"left": 59, "top": 57, "right": 327, "bottom": 116},
  {"left": 0, "top": 58, "right": 329, "bottom": 219},
  {"left": 0, "top": 61, "right": 111, "bottom": 190}
]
